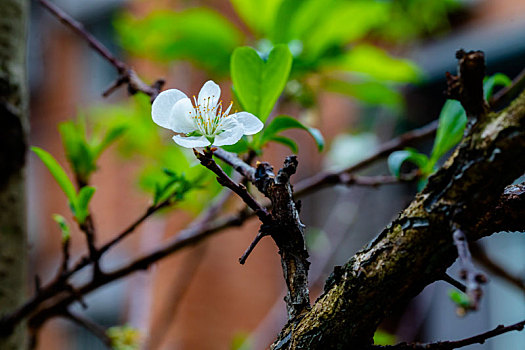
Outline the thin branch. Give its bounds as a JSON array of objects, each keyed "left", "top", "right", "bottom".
[
  {"left": 98, "top": 200, "right": 171, "bottom": 256},
  {"left": 214, "top": 148, "right": 256, "bottom": 182},
  {"left": 452, "top": 228, "right": 487, "bottom": 310},
  {"left": 38, "top": 0, "right": 164, "bottom": 100},
  {"left": 239, "top": 228, "right": 269, "bottom": 265},
  {"left": 491, "top": 66, "right": 525, "bottom": 110},
  {"left": 79, "top": 215, "right": 102, "bottom": 277},
  {"left": 195, "top": 148, "right": 271, "bottom": 223},
  {"left": 441, "top": 273, "right": 466, "bottom": 293},
  {"left": 293, "top": 121, "right": 438, "bottom": 197},
  {"left": 470, "top": 242, "right": 525, "bottom": 293},
  {"left": 62, "top": 310, "right": 112, "bottom": 348},
  {"left": 59, "top": 237, "right": 71, "bottom": 277},
  {"left": 375, "top": 319, "right": 525, "bottom": 349}
]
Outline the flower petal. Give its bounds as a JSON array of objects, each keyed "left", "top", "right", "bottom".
[
  {"left": 170, "top": 98, "right": 197, "bottom": 133},
  {"left": 198, "top": 80, "right": 221, "bottom": 109},
  {"left": 152, "top": 89, "right": 188, "bottom": 130},
  {"left": 231, "top": 112, "right": 264, "bottom": 135},
  {"left": 172, "top": 135, "right": 210, "bottom": 148},
  {"left": 213, "top": 118, "right": 244, "bottom": 146}
]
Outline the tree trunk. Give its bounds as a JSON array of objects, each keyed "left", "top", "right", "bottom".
[{"left": 0, "top": 0, "right": 29, "bottom": 349}]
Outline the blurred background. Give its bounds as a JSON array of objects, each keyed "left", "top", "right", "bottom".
[{"left": 26, "top": 0, "right": 524, "bottom": 349}]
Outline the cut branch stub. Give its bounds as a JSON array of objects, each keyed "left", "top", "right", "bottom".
[
  {"left": 254, "top": 157, "right": 310, "bottom": 320},
  {"left": 446, "top": 49, "right": 488, "bottom": 117}
]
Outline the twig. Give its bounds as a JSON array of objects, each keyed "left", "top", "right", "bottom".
[
  {"left": 59, "top": 237, "right": 71, "bottom": 277},
  {"left": 452, "top": 228, "right": 487, "bottom": 310},
  {"left": 441, "top": 273, "right": 466, "bottom": 293},
  {"left": 37, "top": 0, "right": 164, "bottom": 100},
  {"left": 62, "top": 310, "right": 112, "bottom": 348},
  {"left": 239, "top": 228, "right": 269, "bottom": 265},
  {"left": 195, "top": 148, "right": 271, "bottom": 223},
  {"left": 98, "top": 200, "right": 171, "bottom": 256},
  {"left": 293, "top": 121, "right": 438, "bottom": 197},
  {"left": 470, "top": 242, "right": 525, "bottom": 293},
  {"left": 374, "top": 319, "right": 525, "bottom": 349},
  {"left": 79, "top": 215, "right": 102, "bottom": 278},
  {"left": 214, "top": 148, "right": 257, "bottom": 182}
]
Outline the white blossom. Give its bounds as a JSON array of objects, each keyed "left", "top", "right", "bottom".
[{"left": 151, "top": 80, "right": 263, "bottom": 148}]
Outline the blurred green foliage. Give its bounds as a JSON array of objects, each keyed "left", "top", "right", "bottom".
[
  {"left": 38, "top": 0, "right": 467, "bottom": 221},
  {"left": 115, "top": 8, "right": 243, "bottom": 76},
  {"left": 114, "top": 0, "right": 462, "bottom": 110}
]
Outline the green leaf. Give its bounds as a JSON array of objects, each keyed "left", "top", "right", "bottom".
[
  {"left": 483, "top": 73, "right": 511, "bottom": 100},
  {"left": 268, "top": 135, "right": 298, "bottom": 153},
  {"left": 52, "top": 214, "right": 71, "bottom": 243},
  {"left": 260, "top": 115, "right": 324, "bottom": 151},
  {"left": 429, "top": 100, "right": 467, "bottom": 167},
  {"left": 75, "top": 186, "right": 96, "bottom": 224},
  {"left": 231, "top": 44, "right": 293, "bottom": 121},
  {"left": 32, "top": 147, "right": 78, "bottom": 207},
  {"left": 388, "top": 148, "right": 429, "bottom": 178}
]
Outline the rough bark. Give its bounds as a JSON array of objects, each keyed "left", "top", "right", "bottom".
[
  {"left": 271, "top": 88, "right": 525, "bottom": 349},
  {"left": 0, "top": 0, "right": 29, "bottom": 349}
]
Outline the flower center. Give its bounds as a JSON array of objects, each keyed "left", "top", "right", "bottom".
[{"left": 189, "top": 95, "right": 233, "bottom": 137}]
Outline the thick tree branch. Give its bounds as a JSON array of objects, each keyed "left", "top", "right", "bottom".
[{"left": 271, "top": 52, "right": 525, "bottom": 349}]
